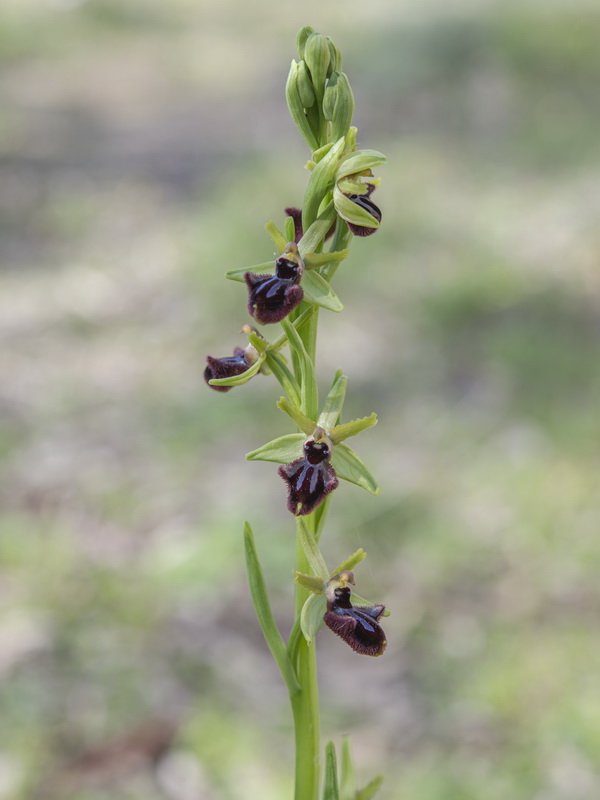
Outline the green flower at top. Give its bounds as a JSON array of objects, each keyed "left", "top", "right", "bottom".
[{"left": 246, "top": 371, "right": 380, "bottom": 516}]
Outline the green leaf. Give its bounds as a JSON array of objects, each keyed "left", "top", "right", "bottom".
[
  {"left": 322, "top": 741, "right": 340, "bottom": 800},
  {"left": 329, "top": 413, "right": 378, "bottom": 444},
  {"left": 340, "top": 736, "right": 356, "bottom": 800},
  {"left": 276, "top": 396, "right": 315, "bottom": 436},
  {"left": 302, "top": 137, "right": 346, "bottom": 231},
  {"left": 336, "top": 149, "right": 387, "bottom": 180},
  {"left": 356, "top": 775, "right": 384, "bottom": 800},
  {"left": 298, "top": 202, "right": 337, "bottom": 256},
  {"left": 317, "top": 371, "right": 347, "bottom": 430},
  {"left": 225, "top": 261, "right": 275, "bottom": 282},
  {"left": 294, "top": 571, "right": 326, "bottom": 594},
  {"left": 246, "top": 433, "right": 304, "bottom": 464},
  {"left": 333, "top": 185, "right": 380, "bottom": 230},
  {"left": 243, "top": 523, "right": 300, "bottom": 696},
  {"left": 208, "top": 354, "right": 266, "bottom": 387},
  {"left": 265, "top": 352, "right": 301, "bottom": 407},
  {"left": 280, "top": 317, "right": 318, "bottom": 421},
  {"left": 300, "top": 593, "right": 327, "bottom": 643},
  {"left": 265, "top": 220, "right": 288, "bottom": 252},
  {"left": 297, "top": 518, "right": 329, "bottom": 581},
  {"left": 302, "top": 270, "right": 344, "bottom": 313},
  {"left": 330, "top": 443, "right": 381, "bottom": 495},
  {"left": 303, "top": 249, "right": 349, "bottom": 270},
  {"left": 330, "top": 548, "right": 366, "bottom": 577}
]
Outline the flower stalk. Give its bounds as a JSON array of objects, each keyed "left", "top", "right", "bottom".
[{"left": 207, "top": 26, "right": 387, "bottom": 799}]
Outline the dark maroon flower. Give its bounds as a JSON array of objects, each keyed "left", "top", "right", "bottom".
[
  {"left": 204, "top": 347, "right": 251, "bottom": 393},
  {"left": 346, "top": 194, "right": 382, "bottom": 237},
  {"left": 244, "top": 254, "right": 304, "bottom": 325},
  {"left": 323, "top": 586, "right": 387, "bottom": 657},
  {"left": 278, "top": 438, "right": 339, "bottom": 516}
]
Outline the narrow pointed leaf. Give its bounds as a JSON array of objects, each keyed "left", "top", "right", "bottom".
[
  {"left": 208, "top": 354, "right": 266, "bottom": 387},
  {"left": 299, "top": 202, "right": 337, "bottom": 256},
  {"left": 265, "top": 353, "right": 301, "bottom": 407},
  {"left": 333, "top": 185, "right": 380, "bottom": 230},
  {"left": 246, "top": 433, "right": 304, "bottom": 464},
  {"left": 322, "top": 741, "right": 340, "bottom": 800},
  {"left": 226, "top": 261, "right": 275, "bottom": 282},
  {"left": 330, "top": 548, "right": 366, "bottom": 578},
  {"left": 303, "top": 137, "right": 346, "bottom": 231},
  {"left": 294, "top": 571, "right": 326, "bottom": 594},
  {"left": 303, "top": 249, "right": 349, "bottom": 270},
  {"left": 330, "top": 442, "right": 381, "bottom": 495},
  {"left": 340, "top": 736, "right": 356, "bottom": 800},
  {"left": 276, "top": 396, "right": 315, "bottom": 436},
  {"left": 280, "top": 317, "right": 318, "bottom": 421},
  {"left": 356, "top": 775, "right": 384, "bottom": 800},
  {"left": 297, "top": 518, "right": 329, "bottom": 580},
  {"left": 300, "top": 592, "right": 327, "bottom": 643},
  {"left": 243, "top": 523, "right": 300, "bottom": 695},
  {"left": 303, "top": 270, "right": 344, "bottom": 313},
  {"left": 329, "top": 413, "right": 378, "bottom": 444},
  {"left": 317, "top": 372, "right": 348, "bottom": 430}
]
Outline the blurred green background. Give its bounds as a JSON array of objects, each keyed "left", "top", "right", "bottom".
[{"left": 1, "top": 0, "right": 599, "bottom": 798}]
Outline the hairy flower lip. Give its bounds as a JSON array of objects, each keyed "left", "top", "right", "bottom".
[
  {"left": 244, "top": 271, "right": 304, "bottom": 325},
  {"left": 278, "top": 438, "right": 339, "bottom": 516},
  {"left": 323, "top": 586, "right": 387, "bottom": 656},
  {"left": 204, "top": 347, "right": 251, "bottom": 393}
]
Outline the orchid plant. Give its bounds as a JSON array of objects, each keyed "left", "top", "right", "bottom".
[{"left": 205, "top": 26, "right": 388, "bottom": 800}]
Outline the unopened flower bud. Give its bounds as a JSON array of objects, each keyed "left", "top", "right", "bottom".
[
  {"left": 304, "top": 32, "right": 331, "bottom": 99},
  {"left": 296, "top": 61, "right": 316, "bottom": 109}
]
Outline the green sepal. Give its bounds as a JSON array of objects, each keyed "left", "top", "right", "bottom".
[
  {"left": 303, "top": 269, "right": 344, "bottom": 313},
  {"left": 265, "top": 352, "right": 301, "bottom": 407},
  {"left": 225, "top": 261, "right": 275, "bottom": 282},
  {"left": 246, "top": 433, "right": 304, "bottom": 464},
  {"left": 356, "top": 775, "right": 384, "bottom": 800},
  {"left": 265, "top": 221, "right": 288, "bottom": 252},
  {"left": 333, "top": 185, "right": 380, "bottom": 231},
  {"left": 318, "top": 371, "right": 347, "bottom": 430},
  {"left": 330, "top": 548, "right": 366, "bottom": 577},
  {"left": 336, "top": 149, "right": 387, "bottom": 180},
  {"left": 285, "top": 60, "right": 319, "bottom": 151},
  {"left": 330, "top": 442, "right": 381, "bottom": 495},
  {"left": 281, "top": 317, "right": 318, "bottom": 421},
  {"left": 303, "top": 249, "right": 349, "bottom": 270},
  {"left": 299, "top": 202, "right": 337, "bottom": 256},
  {"left": 294, "top": 571, "right": 326, "bottom": 594},
  {"left": 296, "top": 27, "right": 314, "bottom": 60},
  {"left": 208, "top": 353, "right": 266, "bottom": 388},
  {"left": 302, "top": 137, "right": 346, "bottom": 232},
  {"left": 300, "top": 592, "right": 327, "bottom": 644},
  {"left": 297, "top": 518, "right": 329, "bottom": 581},
  {"left": 304, "top": 32, "right": 331, "bottom": 100},
  {"left": 276, "top": 396, "right": 315, "bottom": 436},
  {"left": 329, "top": 413, "right": 378, "bottom": 444},
  {"left": 243, "top": 523, "right": 300, "bottom": 696},
  {"left": 340, "top": 736, "right": 356, "bottom": 800},
  {"left": 322, "top": 741, "right": 340, "bottom": 800},
  {"left": 351, "top": 593, "right": 390, "bottom": 617}
]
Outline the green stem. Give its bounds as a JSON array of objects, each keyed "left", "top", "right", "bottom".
[{"left": 291, "top": 515, "right": 321, "bottom": 800}]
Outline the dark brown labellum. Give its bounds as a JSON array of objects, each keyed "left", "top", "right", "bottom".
[
  {"left": 346, "top": 194, "right": 382, "bottom": 237},
  {"left": 204, "top": 347, "right": 250, "bottom": 392},
  {"left": 244, "top": 272, "right": 304, "bottom": 325},
  {"left": 278, "top": 439, "right": 339, "bottom": 516},
  {"left": 323, "top": 586, "right": 387, "bottom": 656},
  {"left": 275, "top": 256, "right": 302, "bottom": 281}
]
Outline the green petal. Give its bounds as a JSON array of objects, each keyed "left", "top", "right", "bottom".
[
  {"left": 329, "top": 413, "right": 378, "bottom": 444},
  {"left": 208, "top": 354, "right": 266, "bottom": 387},
  {"left": 330, "top": 442, "right": 381, "bottom": 495},
  {"left": 276, "top": 396, "right": 315, "bottom": 436},
  {"left": 302, "top": 270, "right": 344, "bottom": 313},
  {"left": 243, "top": 523, "right": 300, "bottom": 696},
  {"left": 265, "top": 220, "right": 288, "bottom": 252},
  {"left": 330, "top": 548, "right": 366, "bottom": 577},
  {"left": 300, "top": 593, "right": 327, "bottom": 644},
  {"left": 246, "top": 433, "right": 304, "bottom": 464}
]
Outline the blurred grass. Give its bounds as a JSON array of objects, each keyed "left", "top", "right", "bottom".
[{"left": 1, "top": 0, "right": 600, "bottom": 798}]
